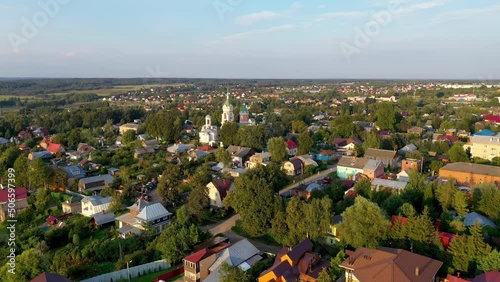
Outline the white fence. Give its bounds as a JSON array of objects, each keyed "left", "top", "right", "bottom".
[{"left": 80, "top": 260, "right": 171, "bottom": 282}]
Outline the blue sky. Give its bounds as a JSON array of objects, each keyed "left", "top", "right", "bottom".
[{"left": 0, "top": 0, "right": 499, "bottom": 79}]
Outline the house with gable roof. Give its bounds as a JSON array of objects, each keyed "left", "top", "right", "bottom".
[
  {"left": 258, "top": 239, "right": 330, "bottom": 282},
  {"left": 115, "top": 199, "right": 173, "bottom": 238},
  {"left": 286, "top": 139, "right": 298, "bottom": 156},
  {"left": 338, "top": 247, "right": 442, "bottom": 282},
  {"left": 337, "top": 156, "right": 384, "bottom": 180},
  {"left": 204, "top": 239, "right": 262, "bottom": 282},
  {"left": 207, "top": 178, "right": 235, "bottom": 208}
]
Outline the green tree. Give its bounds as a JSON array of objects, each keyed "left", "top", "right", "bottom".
[
  {"left": 298, "top": 132, "right": 313, "bottom": 155},
  {"left": 0, "top": 248, "right": 50, "bottom": 282},
  {"left": 72, "top": 234, "right": 80, "bottom": 246},
  {"left": 224, "top": 173, "right": 278, "bottom": 237},
  {"left": 452, "top": 191, "right": 468, "bottom": 217},
  {"left": 28, "top": 158, "right": 51, "bottom": 189},
  {"left": 353, "top": 143, "right": 364, "bottom": 157},
  {"left": 267, "top": 137, "right": 287, "bottom": 162},
  {"left": 363, "top": 131, "right": 380, "bottom": 150},
  {"left": 448, "top": 143, "right": 469, "bottom": 163},
  {"left": 219, "top": 263, "right": 252, "bottom": 282},
  {"left": 291, "top": 120, "right": 308, "bottom": 134},
  {"left": 338, "top": 197, "right": 391, "bottom": 248},
  {"left": 154, "top": 221, "right": 204, "bottom": 263},
  {"left": 317, "top": 267, "right": 333, "bottom": 282},
  {"left": 436, "top": 180, "right": 456, "bottom": 211},
  {"left": 215, "top": 147, "right": 232, "bottom": 168},
  {"left": 187, "top": 182, "right": 210, "bottom": 222},
  {"left": 13, "top": 153, "right": 29, "bottom": 187},
  {"left": 109, "top": 193, "right": 123, "bottom": 213},
  {"left": 34, "top": 188, "right": 52, "bottom": 212},
  {"left": 51, "top": 167, "right": 68, "bottom": 188},
  {"left": 430, "top": 160, "right": 444, "bottom": 176},
  {"left": 219, "top": 121, "right": 240, "bottom": 146},
  {"left": 376, "top": 102, "right": 396, "bottom": 131},
  {"left": 122, "top": 130, "right": 137, "bottom": 145},
  {"left": 477, "top": 249, "right": 500, "bottom": 273},
  {"left": 157, "top": 164, "right": 183, "bottom": 204}
]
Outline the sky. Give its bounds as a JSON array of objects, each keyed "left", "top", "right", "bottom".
[{"left": 0, "top": 0, "right": 499, "bottom": 79}]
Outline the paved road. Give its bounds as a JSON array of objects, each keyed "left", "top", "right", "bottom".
[
  {"left": 279, "top": 165, "right": 337, "bottom": 196},
  {"left": 201, "top": 214, "right": 240, "bottom": 235}
]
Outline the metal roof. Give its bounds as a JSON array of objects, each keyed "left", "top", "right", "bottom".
[
  {"left": 208, "top": 239, "right": 260, "bottom": 272},
  {"left": 79, "top": 174, "right": 114, "bottom": 184},
  {"left": 371, "top": 178, "right": 407, "bottom": 190},
  {"left": 135, "top": 203, "right": 172, "bottom": 222}
]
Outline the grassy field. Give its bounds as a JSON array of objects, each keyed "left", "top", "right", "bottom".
[{"left": 49, "top": 83, "right": 188, "bottom": 97}]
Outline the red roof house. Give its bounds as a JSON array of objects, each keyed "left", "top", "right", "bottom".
[
  {"left": 0, "top": 187, "right": 27, "bottom": 203},
  {"left": 47, "top": 143, "right": 64, "bottom": 154},
  {"left": 484, "top": 115, "right": 500, "bottom": 124},
  {"left": 286, "top": 139, "right": 298, "bottom": 149}
]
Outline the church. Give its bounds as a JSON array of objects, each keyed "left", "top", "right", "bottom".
[{"left": 199, "top": 92, "right": 255, "bottom": 146}]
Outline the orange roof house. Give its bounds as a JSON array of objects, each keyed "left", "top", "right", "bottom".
[
  {"left": 258, "top": 239, "right": 330, "bottom": 282},
  {"left": 339, "top": 247, "right": 442, "bottom": 282}
]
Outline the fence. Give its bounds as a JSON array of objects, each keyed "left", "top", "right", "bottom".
[
  {"left": 80, "top": 260, "right": 171, "bottom": 282},
  {"left": 153, "top": 266, "right": 184, "bottom": 282}
]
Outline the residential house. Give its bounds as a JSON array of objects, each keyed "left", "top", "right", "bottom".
[
  {"left": 28, "top": 151, "right": 52, "bottom": 160},
  {"left": 78, "top": 174, "right": 114, "bottom": 192},
  {"left": 142, "top": 139, "right": 160, "bottom": 150},
  {"left": 62, "top": 196, "right": 82, "bottom": 214},
  {"left": 93, "top": 211, "right": 116, "bottom": 227},
  {"left": 183, "top": 237, "right": 232, "bottom": 282},
  {"left": 229, "top": 168, "right": 247, "bottom": 177},
  {"left": 134, "top": 146, "right": 155, "bottom": 159},
  {"left": 473, "top": 129, "right": 496, "bottom": 136},
  {"left": 316, "top": 150, "right": 336, "bottom": 162},
  {"left": 397, "top": 169, "right": 411, "bottom": 182},
  {"left": 248, "top": 152, "right": 272, "bottom": 169},
  {"left": 197, "top": 145, "right": 216, "bottom": 153},
  {"left": 338, "top": 247, "right": 442, "bottom": 282},
  {"left": 459, "top": 212, "right": 497, "bottom": 228},
  {"left": 0, "top": 187, "right": 29, "bottom": 222},
  {"left": 286, "top": 139, "right": 298, "bottom": 156},
  {"left": 188, "top": 149, "right": 209, "bottom": 162},
  {"left": 17, "top": 130, "right": 32, "bottom": 139},
  {"left": 399, "top": 144, "right": 418, "bottom": 155},
  {"left": 119, "top": 123, "right": 139, "bottom": 134},
  {"left": 484, "top": 115, "right": 500, "bottom": 124},
  {"left": 32, "top": 127, "right": 49, "bottom": 137},
  {"left": 107, "top": 167, "right": 119, "bottom": 176},
  {"left": 226, "top": 146, "right": 255, "bottom": 167},
  {"left": 47, "top": 143, "right": 65, "bottom": 155},
  {"left": 115, "top": 200, "right": 173, "bottom": 238},
  {"left": 401, "top": 158, "right": 422, "bottom": 172},
  {"left": 0, "top": 137, "right": 10, "bottom": 145},
  {"left": 364, "top": 148, "right": 398, "bottom": 169},
  {"left": 321, "top": 215, "right": 343, "bottom": 246},
  {"left": 371, "top": 178, "right": 407, "bottom": 193},
  {"left": 258, "top": 239, "right": 330, "bottom": 282},
  {"left": 30, "top": 272, "right": 72, "bottom": 282},
  {"left": 291, "top": 182, "right": 323, "bottom": 200},
  {"left": 77, "top": 143, "right": 94, "bottom": 154},
  {"left": 207, "top": 178, "right": 234, "bottom": 208},
  {"left": 439, "top": 162, "right": 500, "bottom": 187},
  {"left": 468, "top": 135, "right": 500, "bottom": 160},
  {"left": 167, "top": 143, "right": 193, "bottom": 154},
  {"left": 204, "top": 239, "right": 262, "bottom": 282},
  {"left": 62, "top": 165, "right": 86, "bottom": 187},
  {"left": 81, "top": 195, "right": 112, "bottom": 217},
  {"left": 337, "top": 156, "right": 384, "bottom": 180},
  {"left": 333, "top": 137, "right": 363, "bottom": 151},
  {"left": 282, "top": 158, "right": 304, "bottom": 176},
  {"left": 296, "top": 155, "right": 318, "bottom": 167}
]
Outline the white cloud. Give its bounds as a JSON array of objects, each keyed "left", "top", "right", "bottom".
[
  {"left": 314, "top": 11, "right": 366, "bottom": 23},
  {"left": 211, "top": 24, "right": 296, "bottom": 44},
  {"left": 234, "top": 2, "right": 302, "bottom": 26},
  {"left": 395, "top": 0, "right": 447, "bottom": 15},
  {"left": 429, "top": 4, "right": 500, "bottom": 25},
  {"left": 235, "top": 11, "right": 284, "bottom": 25}
]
